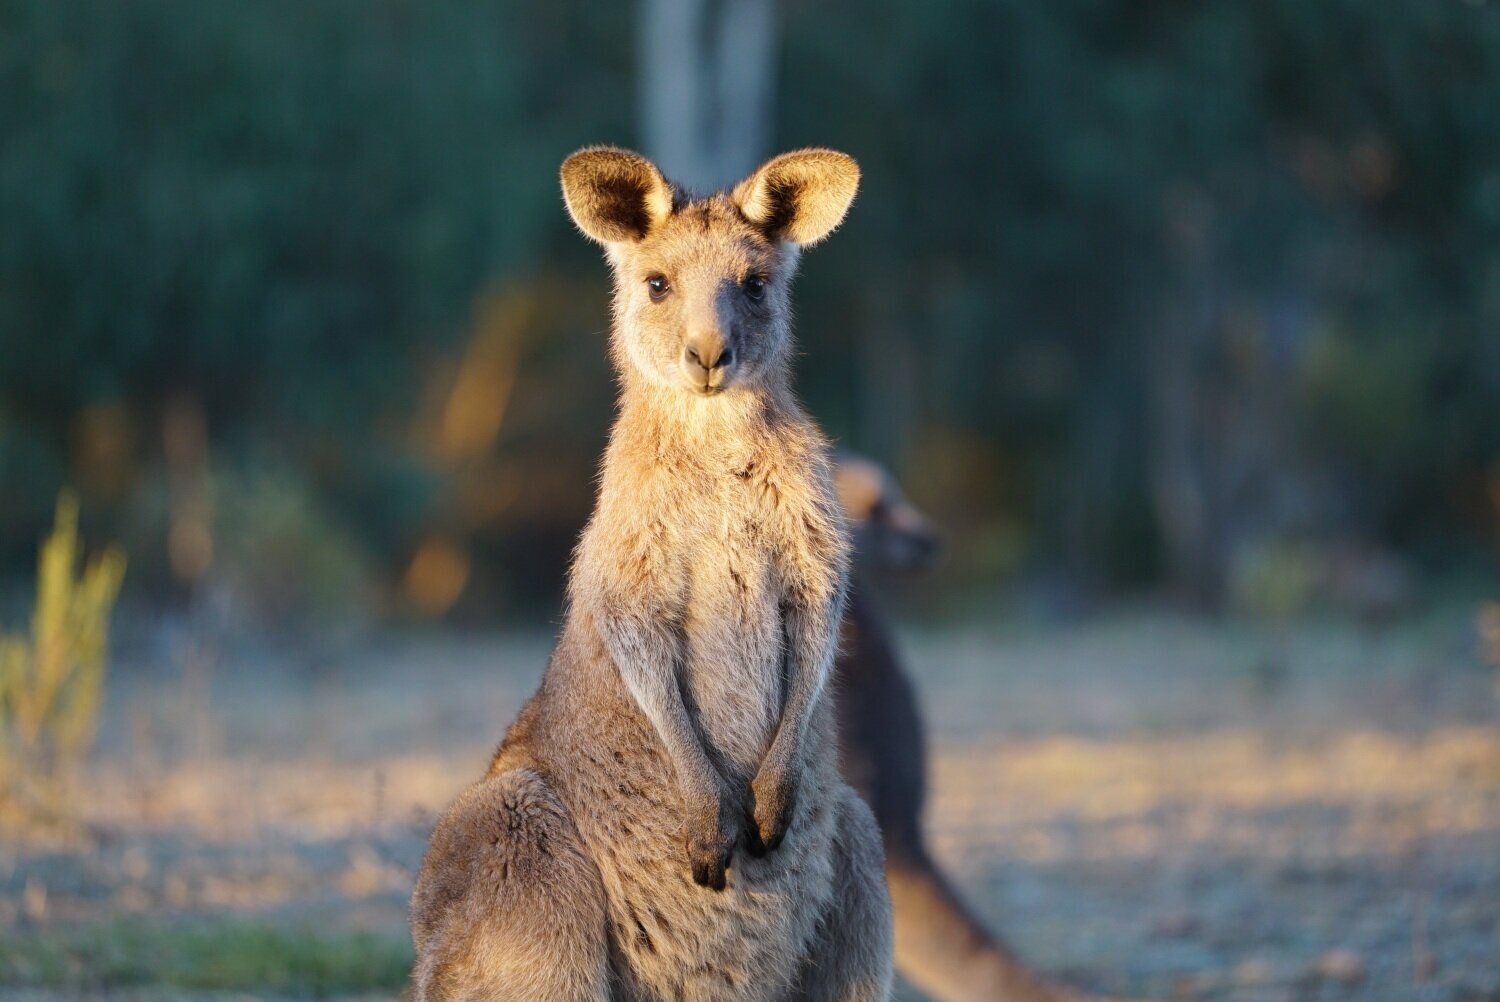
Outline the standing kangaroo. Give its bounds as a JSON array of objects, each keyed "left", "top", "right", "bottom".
[
  {"left": 832, "top": 455, "right": 1098, "bottom": 1002},
  {"left": 410, "top": 147, "right": 893, "bottom": 1001}
]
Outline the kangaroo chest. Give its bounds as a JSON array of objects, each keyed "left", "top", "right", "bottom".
[{"left": 674, "top": 467, "right": 793, "bottom": 777}]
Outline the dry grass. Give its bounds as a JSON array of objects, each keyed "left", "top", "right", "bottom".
[
  {"left": 930, "top": 727, "right": 1500, "bottom": 863},
  {"left": 0, "top": 493, "right": 125, "bottom": 792},
  {"left": 0, "top": 610, "right": 1496, "bottom": 999}
]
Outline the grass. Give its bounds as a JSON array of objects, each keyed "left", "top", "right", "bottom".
[
  {"left": 0, "top": 920, "right": 412, "bottom": 997},
  {"left": 1, "top": 491, "right": 126, "bottom": 782}
]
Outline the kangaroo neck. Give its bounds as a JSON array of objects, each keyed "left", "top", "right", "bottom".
[{"left": 615, "top": 373, "right": 798, "bottom": 465}]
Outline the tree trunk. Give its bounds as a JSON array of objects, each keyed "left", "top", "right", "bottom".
[{"left": 638, "top": 0, "right": 779, "bottom": 191}]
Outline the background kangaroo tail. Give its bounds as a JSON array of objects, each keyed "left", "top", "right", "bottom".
[{"left": 887, "top": 846, "right": 1093, "bottom": 1002}]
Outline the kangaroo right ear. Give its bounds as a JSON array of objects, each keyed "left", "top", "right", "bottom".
[{"left": 561, "top": 147, "right": 674, "bottom": 245}]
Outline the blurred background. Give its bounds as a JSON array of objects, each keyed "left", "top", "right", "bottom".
[{"left": 1, "top": 1, "right": 1497, "bottom": 999}]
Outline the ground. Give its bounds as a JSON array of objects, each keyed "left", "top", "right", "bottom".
[{"left": 1, "top": 607, "right": 1496, "bottom": 1000}]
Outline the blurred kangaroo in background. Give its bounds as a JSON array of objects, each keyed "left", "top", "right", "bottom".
[
  {"left": 410, "top": 147, "right": 892, "bottom": 1001},
  {"left": 833, "top": 454, "right": 1101, "bottom": 1002}
]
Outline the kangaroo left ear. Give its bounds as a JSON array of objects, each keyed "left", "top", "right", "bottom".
[{"left": 733, "top": 149, "right": 860, "bottom": 247}]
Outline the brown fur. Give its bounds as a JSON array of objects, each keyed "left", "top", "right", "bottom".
[
  {"left": 410, "top": 148, "right": 892, "bottom": 1001},
  {"left": 833, "top": 455, "right": 1112, "bottom": 1002}
]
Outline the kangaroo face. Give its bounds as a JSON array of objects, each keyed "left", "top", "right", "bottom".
[
  {"left": 609, "top": 200, "right": 791, "bottom": 395},
  {"left": 561, "top": 147, "right": 859, "bottom": 398}
]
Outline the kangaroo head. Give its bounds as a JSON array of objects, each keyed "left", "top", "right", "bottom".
[
  {"left": 833, "top": 453, "right": 942, "bottom": 573},
  {"left": 561, "top": 147, "right": 859, "bottom": 397}
]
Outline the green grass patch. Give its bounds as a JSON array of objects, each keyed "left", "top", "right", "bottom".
[{"left": 0, "top": 920, "right": 412, "bottom": 996}]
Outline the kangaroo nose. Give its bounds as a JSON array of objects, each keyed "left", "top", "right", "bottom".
[
  {"left": 685, "top": 338, "right": 731, "bottom": 371},
  {"left": 684, "top": 337, "right": 733, "bottom": 378}
]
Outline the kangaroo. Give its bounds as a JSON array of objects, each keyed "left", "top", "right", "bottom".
[
  {"left": 832, "top": 455, "right": 1099, "bottom": 1002},
  {"left": 409, "top": 147, "right": 893, "bottom": 1001}
]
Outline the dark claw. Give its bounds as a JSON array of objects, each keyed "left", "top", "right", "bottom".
[
  {"left": 743, "top": 819, "right": 768, "bottom": 858},
  {"left": 691, "top": 854, "right": 727, "bottom": 891},
  {"left": 684, "top": 789, "right": 741, "bottom": 890},
  {"left": 749, "top": 778, "right": 796, "bottom": 857}
]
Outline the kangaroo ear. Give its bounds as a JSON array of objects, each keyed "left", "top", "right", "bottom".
[
  {"left": 561, "top": 147, "right": 674, "bottom": 245},
  {"left": 733, "top": 149, "right": 860, "bottom": 247}
]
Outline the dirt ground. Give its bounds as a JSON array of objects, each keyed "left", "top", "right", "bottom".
[{"left": 2, "top": 607, "right": 1497, "bottom": 1000}]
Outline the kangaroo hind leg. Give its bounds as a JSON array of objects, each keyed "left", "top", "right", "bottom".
[
  {"left": 410, "top": 769, "right": 610, "bottom": 1002},
  {"left": 794, "top": 785, "right": 895, "bottom": 1001}
]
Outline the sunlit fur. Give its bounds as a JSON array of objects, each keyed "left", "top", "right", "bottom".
[
  {"left": 607, "top": 196, "right": 798, "bottom": 396},
  {"left": 409, "top": 148, "right": 892, "bottom": 1001}
]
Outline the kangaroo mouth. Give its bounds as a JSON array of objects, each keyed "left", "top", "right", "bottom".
[{"left": 684, "top": 373, "right": 730, "bottom": 396}]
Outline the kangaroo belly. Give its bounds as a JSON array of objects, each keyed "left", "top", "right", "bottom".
[
  {"left": 538, "top": 604, "right": 851, "bottom": 1002},
  {"left": 606, "top": 792, "right": 838, "bottom": 1002},
  {"left": 679, "top": 553, "right": 785, "bottom": 777}
]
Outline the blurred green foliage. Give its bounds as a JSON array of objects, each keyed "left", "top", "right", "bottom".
[
  {"left": 0, "top": 920, "right": 411, "bottom": 995},
  {"left": 0, "top": 0, "right": 1496, "bottom": 616}
]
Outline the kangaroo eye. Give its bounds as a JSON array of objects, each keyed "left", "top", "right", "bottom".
[
  {"left": 743, "top": 275, "right": 767, "bottom": 301},
  {"left": 646, "top": 274, "right": 671, "bottom": 303}
]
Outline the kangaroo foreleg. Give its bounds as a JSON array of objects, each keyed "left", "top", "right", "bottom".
[
  {"left": 749, "top": 586, "right": 844, "bottom": 854},
  {"left": 598, "top": 610, "right": 742, "bottom": 889}
]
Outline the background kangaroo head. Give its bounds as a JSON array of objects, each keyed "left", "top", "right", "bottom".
[
  {"left": 833, "top": 453, "right": 942, "bottom": 574},
  {"left": 561, "top": 147, "right": 859, "bottom": 398}
]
